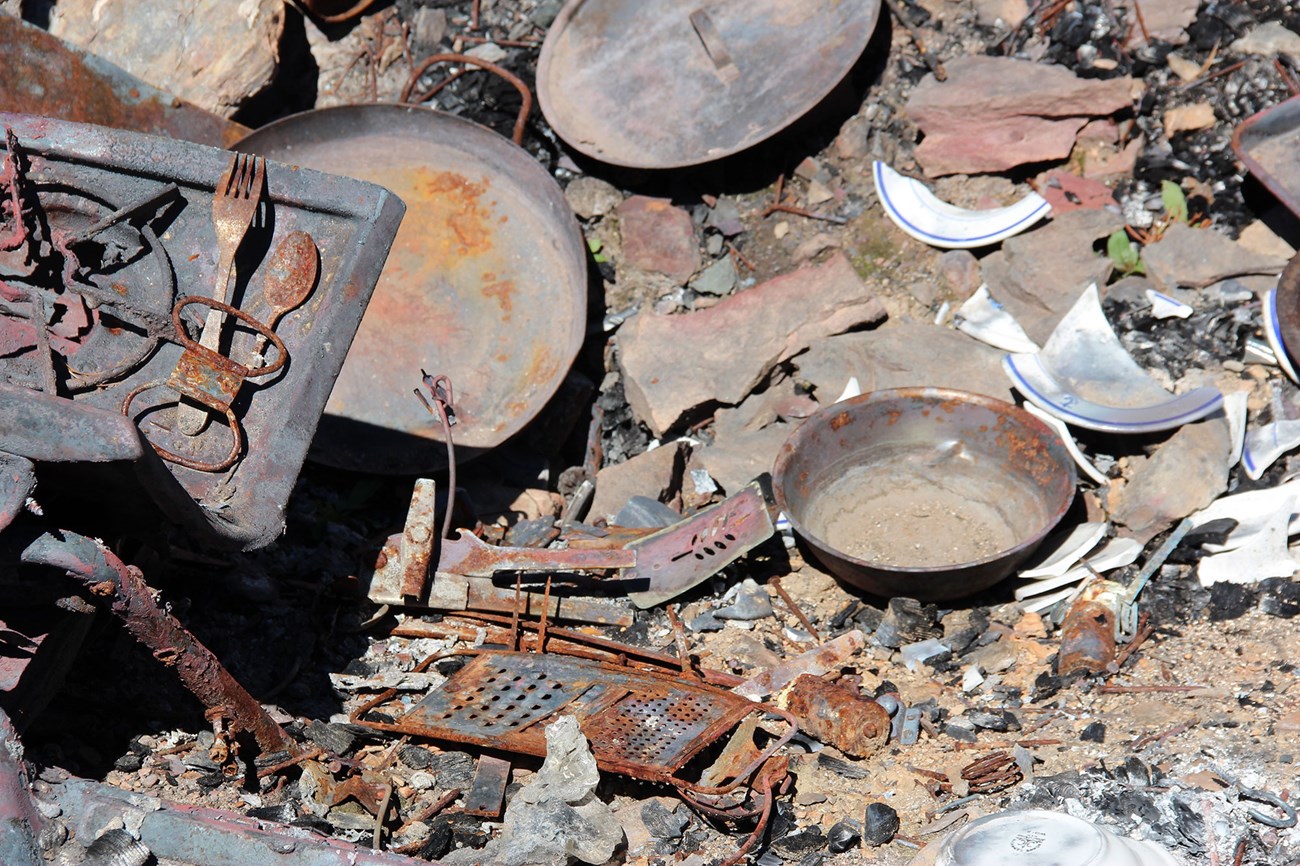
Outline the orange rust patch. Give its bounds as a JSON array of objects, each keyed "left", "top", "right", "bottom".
[
  {"left": 830, "top": 411, "right": 852, "bottom": 431},
  {"left": 483, "top": 279, "right": 514, "bottom": 314},
  {"left": 415, "top": 169, "right": 493, "bottom": 258}
]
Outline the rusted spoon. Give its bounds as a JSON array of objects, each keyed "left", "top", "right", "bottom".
[{"left": 253, "top": 230, "right": 319, "bottom": 360}]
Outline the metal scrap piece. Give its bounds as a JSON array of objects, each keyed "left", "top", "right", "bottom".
[
  {"left": 358, "top": 650, "right": 782, "bottom": 786},
  {"left": 19, "top": 530, "right": 296, "bottom": 756},
  {"left": 463, "top": 755, "right": 512, "bottom": 818}
]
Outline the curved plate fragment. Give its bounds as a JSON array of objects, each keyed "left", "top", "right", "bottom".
[
  {"left": 1002, "top": 285, "right": 1223, "bottom": 433},
  {"left": 1263, "top": 287, "right": 1300, "bottom": 384},
  {"left": 872, "top": 162, "right": 1051, "bottom": 249}
]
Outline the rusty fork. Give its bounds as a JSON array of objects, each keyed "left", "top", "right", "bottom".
[{"left": 178, "top": 153, "right": 265, "bottom": 435}]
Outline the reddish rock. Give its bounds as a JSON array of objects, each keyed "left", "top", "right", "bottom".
[
  {"left": 617, "top": 196, "right": 701, "bottom": 284},
  {"left": 588, "top": 440, "right": 689, "bottom": 522},
  {"left": 905, "top": 56, "right": 1136, "bottom": 176},
  {"left": 618, "top": 252, "right": 886, "bottom": 437},
  {"left": 1036, "top": 170, "right": 1118, "bottom": 214}
]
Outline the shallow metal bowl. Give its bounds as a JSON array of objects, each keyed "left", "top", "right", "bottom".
[{"left": 772, "top": 388, "right": 1076, "bottom": 601}]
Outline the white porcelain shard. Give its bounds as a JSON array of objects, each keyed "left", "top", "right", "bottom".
[
  {"left": 1018, "top": 521, "right": 1109, "bottom": 579},
  {"left": 1243, "top": 336, "right": 1278, "bottom": 367},
  {"left": 1014, "top": 537, "right": 1143, "bottom": 601},
  {"left": 1223, "top": 390, "right": 1249, "bottom": 466},
  {"left": 1145, "top": 288, "right": 1193, "bottom": 319},
  {"left": 836, "top": 376, "right": 862, "bottom": 404},
  {"left": 1263, "top": 287, "right": 1300, "bottom": 384},
  {"left": 1023, "top": 402, "right": 1111, "bottom": 486},
  {"left": 1020, "top": 585, "right": 1078, "bottom": 615},
  {"left": 1003, "top": 284, "right": 1224, "bottom": 433},
  {"left": 1197, "top": 502, "right": 1298, "bottom": 586},
  {"left": 955, "top": 285, "right": 1041, "bottom": 353},
  {"left": 872, "top": 161, "right": 1051, "bottom": 249},
  {"left": 1187, "top": 479, "right": 1300, "bottom": 553},
  {"left": 1241, "top": 418, "right": 1300, "bottom": 480}
]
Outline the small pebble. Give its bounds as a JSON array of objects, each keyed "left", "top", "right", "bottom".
[{"left": 1081, "top": 722, "right": 1106, "bottom": 743}]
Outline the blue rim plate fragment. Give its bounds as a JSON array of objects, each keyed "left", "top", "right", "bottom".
[
  {"left": 1002, "top": 284, "right": 1224, "bottom": 434},
  {"left": 1263, "top": 287, "right": 1300, "bottom": 384},
  {"left": 872, "top": 161, "right": 1051, "bottom": 249}
]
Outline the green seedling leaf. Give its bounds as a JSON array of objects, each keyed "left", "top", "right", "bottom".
[
  {"left": 1161, "top": 180, "right": 1188, "bottom": 224},
  {"left": 586, "top": 236, "right": 608, "bottom": 263},
  {"left": 1107, "top": 228, "right": 1145, "bottom": 276}
]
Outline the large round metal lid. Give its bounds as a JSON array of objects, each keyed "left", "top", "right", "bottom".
[
  {"left": 536, "top": 0, "right": 883, "bottom": 169},
  {"left": 238, "top": 105, "right": 587, "bottom": 473}
]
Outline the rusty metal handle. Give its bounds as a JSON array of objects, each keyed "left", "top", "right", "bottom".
[
  {"left": 401, "top": 53, "right": 533, "bottom": 146},
  {"left": 122, "top": 381, "right": 244, "bottom": 473},
  {"left": 172, "top": 295, "right": 287, "bottom": 378},
  {"left": 689, "top": 9, "right": 740, "bottom": 83},
  {"left": 294, "top": 0, "right": 381, "bottom": 24}
]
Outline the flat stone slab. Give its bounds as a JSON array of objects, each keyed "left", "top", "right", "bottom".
[
  {"left": 904, "top": 56, "right": 1136, "bottom": 176},
  {"left": 50, "top": 0, "right": 284, "bottom": 117},
  {"left": 618, "top": 252, "right": 886, "bottom": 437},
  {"left": 794, "top": 321, "right": 1014, "bottom": 402},
  {"left": 1142, "top": 222, "right": 1287, "bottom": 292}
]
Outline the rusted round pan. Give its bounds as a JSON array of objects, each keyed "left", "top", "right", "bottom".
[
  {"left": 537, "top": 0, "right": 882, "bottom": 169},
  {"left": 237, "top": 105, "right": 586, "bottom": 473}
]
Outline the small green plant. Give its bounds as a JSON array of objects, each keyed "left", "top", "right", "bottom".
[
  {"left": 1160, "top": 180, "right": 1188, "bottom": 224},
  {"left": 586, "top": 236, "right": 608, "bottom": 264},
  {"left": 1107, "top": 228, "right": 1145, "bottom": 276}
]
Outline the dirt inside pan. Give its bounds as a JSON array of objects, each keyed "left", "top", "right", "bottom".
[{"left": 237, "top": 104, "right": 587, "bottom": 474}]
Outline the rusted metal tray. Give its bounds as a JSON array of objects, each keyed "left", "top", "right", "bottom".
[
  {"left": 1233, "top": 95, "right": 1300, "bottom": 219},
  {"left": 0, "top": 15, "right": 247, "bottom": 149},
  {"left": 0, "top": 113, "right": 404, "bottom": 550},
  {"left": 536, "top": 0, "right": 883, "bottom": 169},
  {"left": 237, "top": 104, "right": 588, "bottom": 473}
]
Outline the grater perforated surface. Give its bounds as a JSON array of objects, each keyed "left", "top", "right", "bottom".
[{"left": 395, "top": 651, "right": 756, "bottom": 779}]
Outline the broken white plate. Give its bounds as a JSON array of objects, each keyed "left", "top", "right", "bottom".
[
  {"left": 1003, "top": 284, "right": 1224, "bottom": 433},
  {"left": 1223, "top": 390, "right": 1249, "bottom": 466},
  {"left": 1145, "top": 288, "right": 1193, "bottom": 319},
  {"left": 1014, "top": 536, "right": 1143, "bottom": 601},
  {"left": 1187, "top": 479, "right": 1300, "bottom": 553},
  {"left": 1019, "top": 585, "right": 1078, "bottom": 615},
  {"left": 1197, "top": 502, "right": 1298, "bottom": 586},
  {"left": 835, "top": 376, "right": 862, "bottom": 403},
  {"left": 1017, "top": 521, "right": 1109, "bottom": 579},
  {"left": 955, "top": 285, "right": 1041, "bottom": 353},
  {"left": 1022, "top": 402, "right": 1110, "bottom": 486},
  {"left": 1263, "top": 287, "right": 1300, "bottom": 384},
  {"left": 1241, "top": 418, "right": 1300, "bottom": 480},
  {"left": 872, "top": 161, "right": 1051, "bottom": 249}
]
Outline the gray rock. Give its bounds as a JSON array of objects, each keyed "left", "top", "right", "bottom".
[
  {"left": 565, "top": 177, "right": 623, "bottom": 221},
  {"left": 615, "top": 496, "right": 683, "bottom": 529},
  {"left": 936, "top": 249, "right": 982, "bottom": 300},
  {"left": 715, "top": 578, "right": 774, "bottom": 621},
  {"left": 705, "top": 198, "right": 745, "bottom": 237},
  {"left": 1109, "top": 413, "right": 1233, "bottom": 542},
  {"left": 497, "top": 717, "right": 623, "bottom": 866},
  {"left": 690, "top": 256, "right": 738, "bottom": 297},
  {"left": 795, "top": 322, "right": 1013, "bottom": 403}
]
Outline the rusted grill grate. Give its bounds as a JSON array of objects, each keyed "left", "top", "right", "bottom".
[
  {"left": 585, "top": 692, "right": 720, "bottom": 768},
  {"left": 383, "top": 651, "right": 757, "bottom": 782}
]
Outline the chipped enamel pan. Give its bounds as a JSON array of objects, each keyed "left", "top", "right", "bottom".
[
  {"left": 1003, "top": 285, "right": 1223, "bottom": 433},
  {"left": 873, "top": 162, "right": 1051, "bottom": 249},
  {"left": 1263, "top": 287, "right": 1300, "bottom": 384}
]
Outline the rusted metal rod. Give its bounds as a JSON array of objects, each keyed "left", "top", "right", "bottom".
[{"left": 21, "top": 531, "right": 298, "bottom": 757}]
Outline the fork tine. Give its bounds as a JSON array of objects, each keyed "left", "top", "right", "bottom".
[
  {"left": 250, "top": 156, "right": 265, "bottom": 197},
  {"left": 220, "top": 153, "right": 239, "bottom": 196},
  {"left": 235, "top": 153, "right": 253, "bottom": 197}
]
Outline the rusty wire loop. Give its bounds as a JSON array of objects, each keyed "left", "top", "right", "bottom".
[
  {"left": 400, "top": 53, "right": 533, "bottom": 146},
  {"left": 414, "top": 371, "right": 457, "bottom": 540}
]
